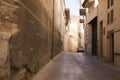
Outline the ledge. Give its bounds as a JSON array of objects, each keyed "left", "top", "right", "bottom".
[{"left": 114, "top": 53, "right": 120, "bottom": 55}]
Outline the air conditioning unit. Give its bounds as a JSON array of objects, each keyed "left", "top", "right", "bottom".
[
  {"left": 79, "top": 19, "right": 84, "bottom": 23},
  {"left": 79, "top": 9, "right": 86, "bottom": 16}
]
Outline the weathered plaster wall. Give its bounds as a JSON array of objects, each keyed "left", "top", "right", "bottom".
[
  {"left": 85, "top": 24, "right": 92, "bottom": 55},
  {"left": 83, "top": 1, "right": 98, "bottom": 55},
  {"left": 0, "top": 0, "right": 17, "bottom": 79},
  {"left": 0, "top": 0, "right": 66, "bottom": 80},
  {"left": 98, "top": 0, "right": 120, "bottom": 65},
  {"left": 68, "top": 16, "right": 80, "bottom": 52}
]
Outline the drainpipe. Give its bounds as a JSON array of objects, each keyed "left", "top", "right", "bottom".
[{"left": 51, "top": 0, "right": 55, "bottom": 59}]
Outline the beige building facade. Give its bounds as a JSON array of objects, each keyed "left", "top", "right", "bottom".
[
  {"left": 69, "top": 16, "right": 80, "bottom": 52},
  {"left": 0, "top": 0, "right": 66, "bottom": 80},
  {"left": 98, "top": 0, "right": 120, "bottom": 66},
  {"left": 64, "top": 16, "right": 83, "bottom": 52},
  {"left": 82, "top": 0, "right": 98, "bottom": 55},
  {"left": 82, "top": 0, "right": 120, "bottom": 67}
]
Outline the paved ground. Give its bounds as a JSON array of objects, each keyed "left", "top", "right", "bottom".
[{"left": 32, "top": 52, "right": 120, "bottom": 80}]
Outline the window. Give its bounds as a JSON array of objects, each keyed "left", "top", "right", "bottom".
[
  {"left": 107, "top": 12, "right": 109, "bottom": 24},
  {"left": 107, "top": 10, "right": 114, "bottom": 24},
  {"left": 111, "top": 10, "right": 114, "bottom": 23},
  {"left": 108, "top": 0, "right": 110, "bottom": 9},
  {"left": 111, "top": 0, "right": 113, "bottom": 6},
  {"left": 107, "top": 0, "right": 114, "bottom": 9}
]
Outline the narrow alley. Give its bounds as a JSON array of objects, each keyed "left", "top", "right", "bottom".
[
  {"left": 0, "top": 0, "right": 120, "bottom": 80},
  {"left": 32, "top": 52, "right": 120, "bottom": 80}
]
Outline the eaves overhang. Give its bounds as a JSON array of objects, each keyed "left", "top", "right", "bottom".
[{"left": 82, "top": 0, "right": 94, "bottom": 8}]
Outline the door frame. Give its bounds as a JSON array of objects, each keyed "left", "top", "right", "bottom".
[
  {"left": 107, "top": 31, "right": 114, "bottom": 62},
  {"left": 99, "top": 21, "right": 103, "bottom": 58}
]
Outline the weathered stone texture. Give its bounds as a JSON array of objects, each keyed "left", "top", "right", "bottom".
[
  {"left": 0, "top": 0, "right": 17, "bottom": 79},
  {"left": 98, "top": 0, "right": 120, "bottom": 64},
  {"left": 0, "top": 0, "right": 66, "bottom": 80}
]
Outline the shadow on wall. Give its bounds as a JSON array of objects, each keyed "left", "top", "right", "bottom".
[
  {"left": 6, "top": 0, "right": 64, "bottom": 80},
  {"left": 53, "top": 29, "right": 63, "bottom": 57}
]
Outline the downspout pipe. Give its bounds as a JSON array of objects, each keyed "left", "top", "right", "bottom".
[{"left": 51, "top": 0, "right": 55, "bottom": 59}]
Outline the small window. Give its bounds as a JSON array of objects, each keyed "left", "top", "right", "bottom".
[
  {"left": 107, "top": 0, "right": 110, "bottom": 9},
  {"left": 111, "top": 0, "right": 113, "bottom": 6},
  {"left": 111, "top": 10, "right": 114, "bottom": 23},
  {"left": 107, "top": 9, "right": 114, "bottom": 25},
  {"left": 107, "top": 13, "right": 110, "bottom": 24},
  {"left": 107, "top": 0, "right": 114, "bottom": 9}
]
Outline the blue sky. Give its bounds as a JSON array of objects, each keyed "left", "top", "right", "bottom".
[{"left": 65, "top": 0, "right": 80, "bottom": 16}]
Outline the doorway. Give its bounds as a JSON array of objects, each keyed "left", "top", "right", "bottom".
[
  {"left": 100, "top": 21, "right": 103, "bottom": 57},
  {"left": 108, "top": 32, "right": 114, "bottom": 62},
  {"left": 91, "top": 17, "right": 98, "bottom": 56},
  {"left": 110, "top": 33, "right": 114, "bottom": 62}
]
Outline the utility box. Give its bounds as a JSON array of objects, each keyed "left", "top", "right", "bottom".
[{"left": 80, "top": 9, "right": 86, "bottom": 16}]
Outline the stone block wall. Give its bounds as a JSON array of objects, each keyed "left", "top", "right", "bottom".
[
  {"left": 0, "top": 0, "right": 66, "bottom": 80},
  {"left": 114, "top": 31, "right": 120, "bottom": 67}
]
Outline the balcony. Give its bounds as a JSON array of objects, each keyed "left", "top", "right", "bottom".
[
  {"left": 86, "top": 6, "right": 97, "bottom": 23},
  {"left": 82, "top": 0, "right": 94, "bottom": 8}
]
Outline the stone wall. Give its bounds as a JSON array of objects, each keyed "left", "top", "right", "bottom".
[
  {"left": 0, "top": 0, "right": 17, "bottom": 79},
  {"left": 85, "top": 23, "right": 92, "bottom": 55},
  {"left": 83, "top": 0, "right": 98, "bottom": 55},
  {"left": 98, "top": 0, "right": 120, "bottom": 64},
  {"left": 69, "top": 16, "right": 80, "bottom": 52},
  {"left": 114, "top": 31, "right": 120, "bottom": 67},
  {"left": 0, "top": 0, "right": 66, "bottom": 80},
  {"left": 64, "top": 16, "right": 80, "bottom": 52}
]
